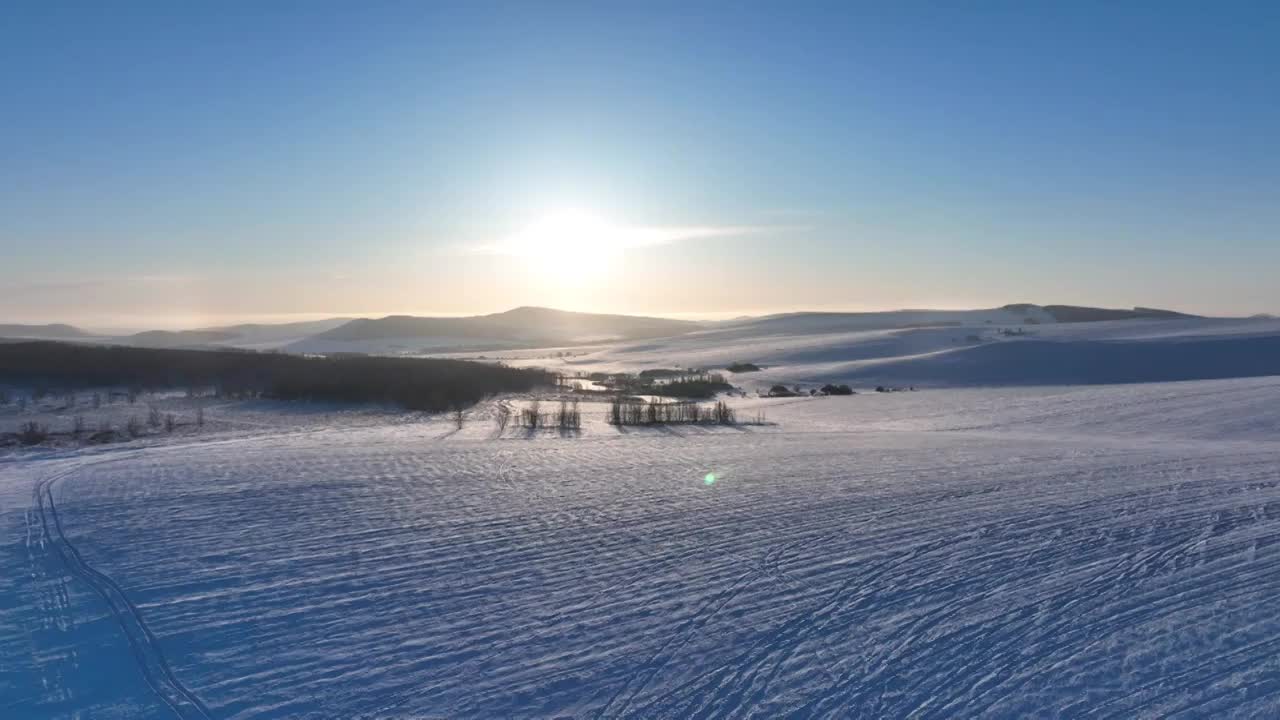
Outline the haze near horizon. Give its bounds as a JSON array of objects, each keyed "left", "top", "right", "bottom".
[{"left": 3, "top": 2, "right": 1277, "bottom": 327}]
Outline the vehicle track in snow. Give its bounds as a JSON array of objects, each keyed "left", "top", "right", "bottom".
[{"left": 31, "top": 460, "right": 212, "bottom": 720}]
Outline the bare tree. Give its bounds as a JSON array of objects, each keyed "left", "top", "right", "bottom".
[
  {"left": 147, "top": 405, "right": 162, "bottom": 429},
  {"left": 713, "top": 400, "right": 736, "bottom": 425},
  {"left": 494, "top": 402, "right": 511, "bottom": 433},
  {"left": 452, "top": 405, "right": 465, "bottom": 430},
  {"left": 555, "top": 399, "right": 581, "bottom": 430},
  {"left": 522, "top": 400, "right": 542, "bottom": 429},
  {"left": 196, "top": 406, "right": 205, "bottom": 427},
  {"left": 164, "top": 413, "right": 177, "bottom": 433},
  {"left": 126, "top": 416, "right": 144, "bottom": 438}
]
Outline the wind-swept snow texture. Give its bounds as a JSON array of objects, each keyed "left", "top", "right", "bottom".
[{"left": 5, "top": 378, "right": 1280, "bottom": 718}]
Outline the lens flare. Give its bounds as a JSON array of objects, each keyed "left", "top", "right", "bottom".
[{"left": 704, "top": 472, "right": 716, "bottom": 485}]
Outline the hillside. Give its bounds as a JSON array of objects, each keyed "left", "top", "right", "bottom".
[
  {"left": 123, "top": 318, "right": 351, "bottom": 350},
  {"left": 0, "top": 323, "right": 89, "bottom": 340},
  {"left": 494, "top": 314, "right": 1280, "bottom": 390},
  {"left": 295, "top": 306, "right": 700, "bottom": 353},
  {"left": 716, "top": 304, "right": 1198, "bottom": 337},
  {"left": 125, "top": 329, "right": 241, "bottom": 348}
]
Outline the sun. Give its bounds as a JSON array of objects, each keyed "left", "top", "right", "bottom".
[
  {"left": 497, "top": 209, "right": 628, "bottom": 290},
  {"left": 506, "top": 209, "right": 621, "bottom": 257}
]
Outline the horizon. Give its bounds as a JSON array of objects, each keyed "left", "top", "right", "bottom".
[
  {"left": 0, "top": 299, "right": 1250, "bottom": 335},
  {"left": 4, "top": 2, "right": 1278, "bottom": 326}
]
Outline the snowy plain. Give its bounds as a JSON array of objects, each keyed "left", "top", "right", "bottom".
[{"left": 3, "top": 316, "right": 1280, "bottom": 718}]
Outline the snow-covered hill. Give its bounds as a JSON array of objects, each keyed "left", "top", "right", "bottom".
[{"left": 486, "top": 316, "right": 1280, "bottom": 390}]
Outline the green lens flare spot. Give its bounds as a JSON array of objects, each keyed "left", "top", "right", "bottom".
[{"left": 704, "top": 473, "right": 716, "bottom": 485}]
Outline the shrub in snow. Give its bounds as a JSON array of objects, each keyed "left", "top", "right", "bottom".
[{"left": 19, "top": 421, "right": 48, "bottom": 446}]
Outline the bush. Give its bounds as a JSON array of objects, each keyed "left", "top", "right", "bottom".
[
  {"left": 821, "top": 384, "right": 854, "bottom": 395},
  {"left": 19, "top": 421, "right": 48, "bottom": 445},
  {"left": 87, "top": 429, "right": 117, "bottom": 445},
  {"left": 147, "top": 405, "right": 162, "bottom": 428},
  {"left": 126, "top": 416, "right": 144, "bottom": 438},
  {"left": 726, "top": 362, "right": 761, "bottom": 373},
  {"left": 164, "top": 413, "right": 177, "bottom": 433}
]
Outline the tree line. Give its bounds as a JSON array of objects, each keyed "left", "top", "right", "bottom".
[{"left": 0, "top": 341, "right": 554, "bottom": 412}]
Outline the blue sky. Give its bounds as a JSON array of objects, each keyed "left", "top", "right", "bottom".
[{"left": 2, "top": 1, "right": 1277, "bottom": 327}]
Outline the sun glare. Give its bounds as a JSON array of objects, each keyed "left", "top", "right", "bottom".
[
  {"left": 499, "top": 209, "right": 628, "bottom": 290},
  {"left": 507, "top": 209, "right": 619, "bottom": 257}
]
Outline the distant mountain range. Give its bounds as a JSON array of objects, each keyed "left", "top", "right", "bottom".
[
  {"left": 0, "top": 304, "right": 1230, "bottom": 355},
  {"left": 122, "top": 319, "right": 353, "bottom": 349},
  {"left": 311, "top": 306, "right": 699, "bottom": 345},
  {"left": 0, "top": 323, "right": 90, "bottom": 339}
]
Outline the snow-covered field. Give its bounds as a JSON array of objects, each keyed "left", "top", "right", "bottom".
[{"left": 4, "top": 374, "right": 1280, "bottom": 718}]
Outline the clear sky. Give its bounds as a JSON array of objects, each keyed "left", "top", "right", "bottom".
[{"left": 3, "top": 1, "right": 1277, "bottom": 328}]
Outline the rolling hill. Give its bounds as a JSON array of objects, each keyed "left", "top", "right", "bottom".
[{"left": 291, "top": 306, "right": 701, "bottom": 354}]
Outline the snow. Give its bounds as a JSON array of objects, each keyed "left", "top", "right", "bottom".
[
  {"left": 5, "top": 374, "right": 1280, "bottom": 717},
  {"left": 476, "top": 316, "right": 1280, "bottom": 392}
]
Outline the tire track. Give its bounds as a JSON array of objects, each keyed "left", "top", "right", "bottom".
[{"left": 31, "top": 464, "right": 212, "bottom": 720}]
